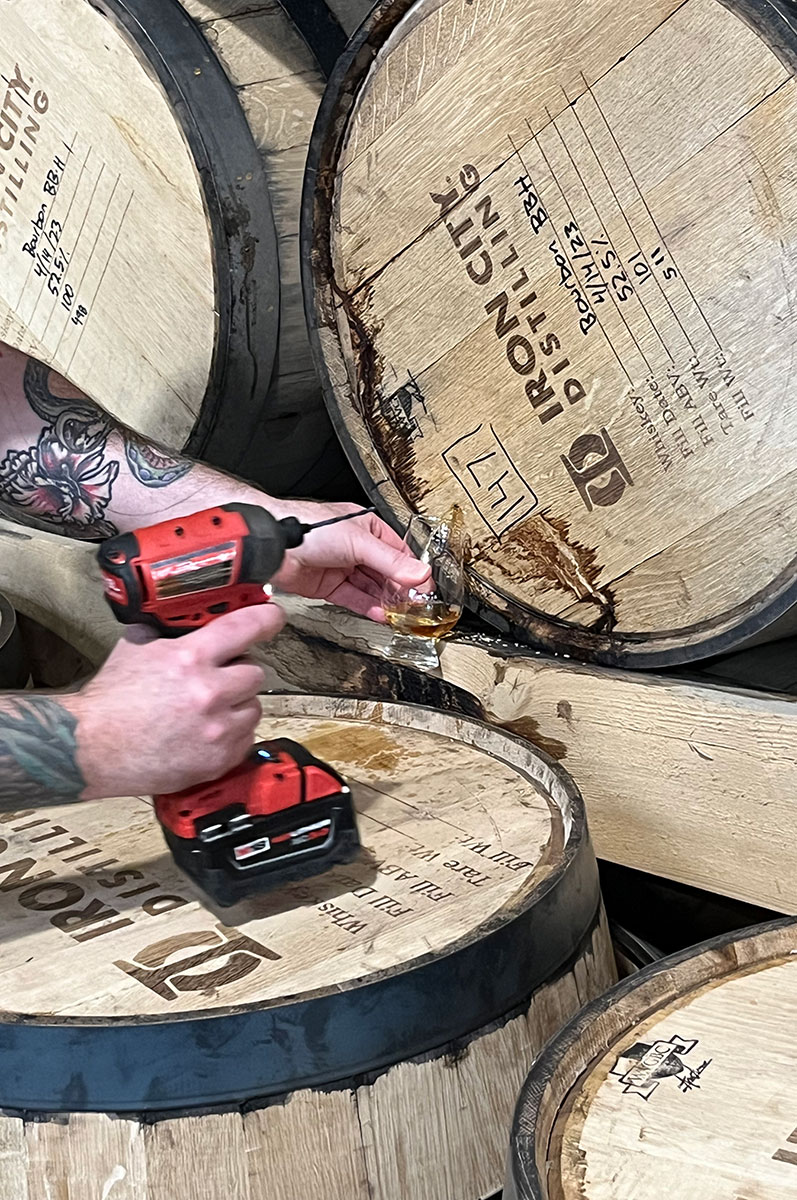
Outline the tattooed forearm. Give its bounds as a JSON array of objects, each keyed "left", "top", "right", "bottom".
[
  {"left": 0, "top": 696, "right": 85, "bottom": 808},
  {"left": 0, "top": 358, "right": 119, "bottom": 539},
  {"left": 0, "top": 355, "right": 194, "bottom": 540}
]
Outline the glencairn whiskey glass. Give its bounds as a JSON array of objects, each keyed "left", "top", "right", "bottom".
[{"left": 380, "top": 507, "right": 467, "bottom": 671}]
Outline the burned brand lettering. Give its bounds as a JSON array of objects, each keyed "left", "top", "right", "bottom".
[
  {"left": 0, "top": 815, "right": 191, "bottom": 945},
  {"left": 772, "top": 1126, "right": 797, "bottom": 1168},
  {"left": 431, "top": 164, "right": 588, "bottom": 427},
  {"left": 0, "top": 63, "right": 49, "bottom": 250},
  {"left": 561, "top": 428, "right": 634, "bottom": 511},
  {"left": 457, "top": 836, "right": 534, "bottom": 872},
  {"left": 610, "top": 1035, "right": 711, "bottom": 1100},
  {"left": 381, "top": 371, "right": 428, "bottom": 440},
  {"left": 714, "top": 349, "right": 755, "bottom": 422},
  {"left": 114, "top": 924, "right": 281, "bottom": 1001}
]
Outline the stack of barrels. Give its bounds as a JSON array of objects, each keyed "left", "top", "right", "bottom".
[{"left": 2, "top": 0, "right": 797, "bottom": 1198}]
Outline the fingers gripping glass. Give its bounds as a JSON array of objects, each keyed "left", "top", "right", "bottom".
[{"left": 380, "top": 509, "right": 468, "bottom": 671}]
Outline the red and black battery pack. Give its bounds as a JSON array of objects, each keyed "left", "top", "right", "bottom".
[{"left": 154, "top": 738, "right": 360, "bottom": 907}]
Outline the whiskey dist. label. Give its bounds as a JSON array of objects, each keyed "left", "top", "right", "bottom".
[
  {"left": 0, "top": 712, "right": 558, "bottom": 1017},
  {"left": 329, "top": 0, "right": 797, "bottom": 636}
]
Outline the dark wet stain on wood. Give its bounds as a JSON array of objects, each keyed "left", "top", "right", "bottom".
[
  {"left": 480, "top": 512, "right": 617, "bottom": 633},
  {"left": 556, "top": 700, "right": 574, "bottom": 727},
  {"left": 303, "top": 723, "right": 404, "bottom": 774},
  {"left": 334, "top": 280, "right": 429, "bottom": 510},
  {"left": 499, "top": 716, "right": 567, "bottom": 761},
  {"left": 282, "top": 628, "right": 485, "bottom": 720}
]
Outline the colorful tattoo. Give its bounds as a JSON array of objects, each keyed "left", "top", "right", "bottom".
[
  {"left": 124, "top": 428, "right": 193, "bottom": 488},
  {"left": 23, "top": 358, "right": 112, "bottom": 454},
  {"left": 0, "top": 358, "right": 193, "bottom": 539},
  {"left": 0, "top": 360, "right": 119, "bottom": 538},
  {"left": 0, "top": 429, "right": 119, "bottom": 539},
  {"left": 0, "top": 696, "right": 85, "bottom": 807}
]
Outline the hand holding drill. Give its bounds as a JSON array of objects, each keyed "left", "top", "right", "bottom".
[{"left": 92, "top": 503, "right": 375, "bottom": 903}]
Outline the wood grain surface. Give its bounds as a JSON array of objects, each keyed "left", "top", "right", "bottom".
[
  {"left": 307, "top": 0, "right": 797, "bottom": 663},
  {"left": 0, "top": 0, "right": 215, "bottom": 447},
  {"left": 508, "top": 919, "right": 797, "bottom": 1200},
  {"left": 0, "top": 695, "right": 570, "bottom": 1018}
]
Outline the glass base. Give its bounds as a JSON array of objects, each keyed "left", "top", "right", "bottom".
[{"left": 382, "top": 633, "right": 440, "bottom": 671}]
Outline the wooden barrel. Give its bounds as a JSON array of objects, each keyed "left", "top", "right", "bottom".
[
  {"left": 0, "top": 0, "right": 366, "bottom": 490},
  {"left": 0, "top": 695, "right": 614, "bottom": 1200},
  {"left": 304, "top": 0, "right": 797, "bottom": 665},
  {"left": 188, "top": 0, "right": 373, "bottom": 494},
  {"left": 0, "top": 590, "right": 27, "bottom": 687},
  {"left": 505, "top": 917, "right": 797, "bottom": 1200},
  {"left": 608, "top": 920, "right": 662, "bottom": 978}
]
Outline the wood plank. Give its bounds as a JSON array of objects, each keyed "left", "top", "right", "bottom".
[
  {"left": 0, "top": 1116, "right": 27, "bottom": 1200},
  {"left": 144, "top": 1114, "right": 249, "bottom": 1200},
  {"left": 357, "top": 1013, "right": 531, "bottom": 1200},
  {"left": 181, "top": 1, "right": 275, "bottom": 22},
  {"left": 0, "top": 522, "right": 116, "bottom": 667},
  {"left": 239, "top": 77, "right": 324, "bottom": 162},
  {"left": 244, "top": 1091, "right": 370, "bottom": 1199},
  {"left": 357, "top": 914, "right": 613, "bottom": 1200},
  {"left": 258, "top": 598, "right": 797, "bottom": 915},
  {"left": 23, "top": 1113, "right": 146, "bottom": 1200},
  {"left": 201, "top": 8, "right": 313, "bottom": 87}
]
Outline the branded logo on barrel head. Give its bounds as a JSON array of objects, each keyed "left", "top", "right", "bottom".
[
  {"left": 114, "top": 923, "right": 281, "bottom": 1001},
  {"left": 610, "top": 1035, "right": 711, "bottom": 1100},
  {"left": 561, "top": 428, "right": 634, "bottom": 512},
  {"left": 381, "top": 372, "right": 428, "bottom": 441}
]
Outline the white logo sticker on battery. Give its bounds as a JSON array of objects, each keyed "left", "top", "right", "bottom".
[{"left": 233, "top": 836, "right": 271, "bottom": 861}]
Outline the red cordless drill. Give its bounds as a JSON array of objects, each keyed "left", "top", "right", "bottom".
[{"left": 97, "top": 503, "right": 369, "bottom": 907}]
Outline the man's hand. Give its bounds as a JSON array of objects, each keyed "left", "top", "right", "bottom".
[
  {"left": 71, "top": 604, "right": 284, "bottom": 799},
  {"left": 0, "top": 342, "right": 433, "bottom": 623},
  {"left": 268, "top": 500, "right": 432, "bottom": 621}
]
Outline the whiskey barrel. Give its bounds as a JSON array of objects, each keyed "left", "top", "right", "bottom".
[
  {"left": 304, "top": 0, "right": 797, "bottom": 666},
  {"left": 506, "top": 916, "right": 797, "bottom": 1200},
  {"left": 0, "top": 0, "right": 277, "bottom": 463},
  {"left": 187, "top": 0, "right": 372, "bottom": 494},
  {"left": 0, "top": 695, "right": 614, "bottom": 1200},
  {"left": 0, "top": 0, "right": 365, "bottom": 491}
]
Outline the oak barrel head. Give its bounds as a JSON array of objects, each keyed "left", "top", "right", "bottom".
[
  {"left": 506, "top": 916, "right": 797, "bottom": 1200},
  {"left": 0, "top": 694, "right": 606, "bottom": 1112},
  {"left": 0, "top": 0, "right": 279, "bottom": 461},
  {"left": 304, "top": 0, "right": 797, "bottom": 665}
]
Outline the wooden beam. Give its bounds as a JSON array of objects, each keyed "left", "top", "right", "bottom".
[
  {"left": 261, "top": 599, "right": 797, "bottom": 917},
  {"left": 0, "top": 521, "right": 114, "bottom": 666}
]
